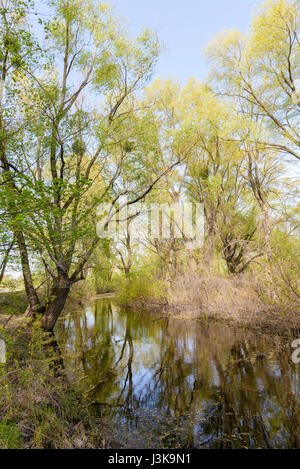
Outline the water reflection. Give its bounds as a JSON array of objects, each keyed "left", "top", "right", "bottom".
[{"left": 56, "top": 299, "right": 300, "bottom": 449}]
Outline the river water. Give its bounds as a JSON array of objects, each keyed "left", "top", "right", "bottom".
[{"left": 55, "top": 298, "right": 300, "bottom": 449}]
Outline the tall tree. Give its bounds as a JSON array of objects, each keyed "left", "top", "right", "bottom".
[
  {"left": 0, "top": 0, "right": 182, "bottom": 330},
  {"left": 206, "top": 0, "right": 300, "bottom": 161}
]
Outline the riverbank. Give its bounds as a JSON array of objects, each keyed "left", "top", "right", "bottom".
[
  {"left": 0, "top": 287, "right": 299, "bottom": 449},
  {"left": 0, "top": 312, "right": 111, "bottom": 449},
  {"left": 122, "top": 273, "right": 300, "bottom": 336},
  {"left": 128, "top": 300, "right": 300, "bottom": 336},
  {"left": 1, "top": 275, "right": 299, "bottom": 338},
  {"left": 45, "top": 296, "right": 300, "bottom": 449}
]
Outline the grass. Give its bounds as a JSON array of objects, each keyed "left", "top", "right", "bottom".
[
  {"left": 121, "top": 270, "right": 300, "bottom": 335},
  {"left": 0, "top": 321, "right": 110, "bottom": 449},
  {"left": 0, "top": 290, "right": 28, "bottom": 316},
  {"left": 0, "top": 421, "right": 22, "bottom": 449}
]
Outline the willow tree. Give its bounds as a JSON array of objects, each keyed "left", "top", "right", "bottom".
[
  {"left": 0, "top": 0, "right": 184, "bottom": 331},
  {"left": 134, "top": 79, "right": 260, "bottom": 274},
  {"left": 0, "top": 0, "right": 44, "bottom": 307},
  {"left": 206, "top": 0, "right": 300, "bottom": 162},
  {"left": 179, "top": 81, "right": 250, "bottom": 270},
  {"left": 130, "top": 78, "right": 206, "bottom": 276}
]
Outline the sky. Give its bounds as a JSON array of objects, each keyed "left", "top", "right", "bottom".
[{"left": 112, "top": 0, "right": 262, "bottom": 83}]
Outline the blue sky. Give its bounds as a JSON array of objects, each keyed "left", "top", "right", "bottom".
[{"left": 112, "top": 0, "right": 262, "bottom": 83}]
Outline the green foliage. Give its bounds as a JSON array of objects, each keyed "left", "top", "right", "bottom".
[
  {"left": 116, "top": 266, "right": 167, "bottom": 304},
  {"left": 0, "top": 0, "right": 299, "bottom": 450},
  {"left": 271, "top": 229, "right": 300, "bottom": 299},
  {"left": 0, "top": 322, "right": 106, "bottom": 449},
  {"left": 0, "top": 421, "right": 22, "bottom": 449},
  {"left": 0, "top": 290, "right": 28, "bottom": 315},
  {"left": 0, "top": 0, "right": 298, "bottom": 329}
]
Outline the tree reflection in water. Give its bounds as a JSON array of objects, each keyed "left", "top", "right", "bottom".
[{"left": 55, "top": 299, "right": 300, "bottom": 449}]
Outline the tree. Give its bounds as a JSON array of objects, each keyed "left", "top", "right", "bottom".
[
  {"left": 206, "top": 0, "right": 300, "bottom": 161},
  {"left": 0, "top": 0, "right": 183, "bottom": 331},
  {"left": 0, "top": 0, "right": 44, "bottom": 308},
  {"left": 133, "top": 79, "right": 210, "bottom": 277},
  {"left": 184, "top": 83, "right": 248, "bottom": 270}
]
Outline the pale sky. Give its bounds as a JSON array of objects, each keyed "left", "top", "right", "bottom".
[{"left": 112, "top": 0, "right": 262, "bottom": 82}]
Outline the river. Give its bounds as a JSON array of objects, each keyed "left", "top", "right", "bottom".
[{"left": 55, "top": 298, "right": 300, "bottom": 449}]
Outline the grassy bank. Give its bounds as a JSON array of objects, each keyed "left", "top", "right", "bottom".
[
  {"left": 0, "top": 268, "right": 299, "bottom": 450},
  {"left": 0, "top": 319, "right": 110, "bottom": 449},
  {"left": 117, "top": 271, "right": 300, "bottom": 336}
]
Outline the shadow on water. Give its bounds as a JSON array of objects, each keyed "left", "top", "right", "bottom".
[{"left": 55, "top": 299, "right": 300, "bottom": 449}]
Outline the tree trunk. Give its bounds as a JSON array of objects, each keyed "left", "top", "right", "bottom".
[
  {"left": 259, "top": 204, "right": 279, "bottom": 301},
  {"left": 42, "top": 276, "right": 71, "bottom": 332},
  {"left": 204, "top": 212, "right": 216, "bottom": 272},
  {"left": 260, "top": 205, "right": 273, "bottom": 262},
  {"left": 0, "top": 128, "right": 40, "bottom": 314},
  {"left": 15, "top": 230, "right": 40, "bottom": 313},
  {"left": 0, "top": 237, "right": 14, "bottom": 283}
]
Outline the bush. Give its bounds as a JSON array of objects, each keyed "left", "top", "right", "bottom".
[{"left": 116, "top": 266, "right": 167, "bottom": 305}]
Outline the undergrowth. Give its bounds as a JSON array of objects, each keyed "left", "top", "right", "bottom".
[{"left": 0, "top": 321, "right": 109, "bottom": 449}]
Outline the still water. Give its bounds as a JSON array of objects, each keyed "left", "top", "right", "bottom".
[{"left": 56, "top": 299, "right": 300, "bottom": 449}]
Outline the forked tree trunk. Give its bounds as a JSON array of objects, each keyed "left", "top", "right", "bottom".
[
  {"left": 15, "top": 230, "right": 41, "bottom": 313},
  {"left": 42, "top": 276, "right": 71, "bottom": 332}
]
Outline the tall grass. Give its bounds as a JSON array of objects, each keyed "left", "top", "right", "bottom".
[{"left": 0, "top": 321, "right": 108, "bottom": 449}]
